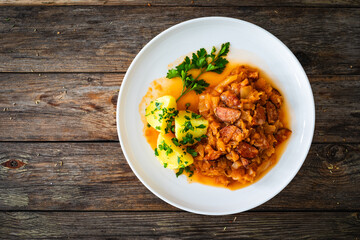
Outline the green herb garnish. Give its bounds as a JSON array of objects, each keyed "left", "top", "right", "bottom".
[
  {"left": 167, "top": 42, "right": 230, "bottom": 101},
  {"left": 179, "top": 133, "right": 194, "bottom": 145},
  {"left": 176, "top": 167, "right": 184, "bottom": 178},
  {"left": 177, "top": 156, "right": 182, "bottom": 164},
  {"left": 157, "top": 108, "right": 178, "bottom": 134},
  {"left": 191, "top": 112, "right": 202, "bottom": 119},
  {"left": 176, "top": 166, "right": 194, "bottom": 178},
  {"left": 186, "top": 147, "right": 198, "bottom": 157},
  {"left": 195, "top": 134, "right": 207, "bottom": 142},
  {"left": 171, "top": 137, "right": 180, "bottom": 146},
  {"left": 181, "top": 120, "right": 194, "bottom": 133},
  {"left": 158, "top": 140, "right": 173, "bottom": 156},
  {"left": 155, "top": 101, "right": 163, "bottom": 110}
]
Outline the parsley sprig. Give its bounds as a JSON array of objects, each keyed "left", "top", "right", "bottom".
[
  {"left": 167, "top": 42, "right": 230, "bottom": 102},
  {"left": 176, "top": 165, "right": 194, "bottom": 178}
]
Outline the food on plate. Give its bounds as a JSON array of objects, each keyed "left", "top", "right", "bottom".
[
  {"left": 155, "top": 133, "right": 194, "bottom": 170},
  {"left": 194, "top": 65, "right": 291, "bottom": 187},
  {"left": 141, "top": 42, "right": 292, "bottom": 189},
  {"left": 174, "top": 110, "right": 208, "bottom": 145},
  {"left": 166, "top": 42, "right": 230, "bottom": 102},
  {"left": 145, "top": 95, "right": 177, "bottom": 133}
]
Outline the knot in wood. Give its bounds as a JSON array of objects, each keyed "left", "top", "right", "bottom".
[
  {"left": 326, "top": 144, "right": 347, "bottom": 163},
  {"left": 10, "top": 159, "right": 18, "bottom": 167},
  {"left": 111, "top": 94, "right": 118, "bottom": 106},
  {"left": 1, "top": 159, "right": 26, "bottom": 169}
]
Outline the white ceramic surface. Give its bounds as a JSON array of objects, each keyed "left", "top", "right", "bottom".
[{"left": 117, "top": 17, "right": 315, "bottom": 215}]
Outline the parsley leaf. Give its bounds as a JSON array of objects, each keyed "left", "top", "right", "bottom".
[
  {"left": 171, "top": 137, "right": 180, "bottom": 147},
  {"left": 186, "top": 147, "right": 198, "bottom": 157},
  {"left": 192, "top": 79, "right": 209, "bottom": 94},
  {"left": 191, "top": 112, "right": 202, "bottom": 119},
  {"left": 181, "top": 120, "right": 194, "bottom": 133},
  {"left": 179, "top": 133, "right": 194, "bottom": 145},
  {"left": 158, "top": 140, "right": 173, "bottom": 156},
  {"left": 194, "top": 134, "right": 207, "bottom": 142},
  {"left": 166, "top": 69, "right": 180, "bottom": 78},
  {"left": 167, "top": 42, "right": 230, "bottom": 101},
  {"left": 176, "top": 168, "right": 184, "bottom": 178},
  {"left": 176, "top": 166, "right": 194, "bottom": 178}
]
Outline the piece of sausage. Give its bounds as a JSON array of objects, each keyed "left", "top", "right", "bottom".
[
  {"left": 252, "top": 132, "right": 270, "bottom": 150},
  {"left": 231, "top": 127, "right": 244, "bottom": 142},
  {"left": 275, "top": 128, "right": 292, "bottom": 145},
  {"left": 215, "top": 106, "right": 241, "bottom": 123},
  {"left": 270, "top": 89, "right": 283, "bottom": 108},
  {"left": 236, "top": 142, "right": 259, "bottom": 158},
  {"left": 251, "top": 105, "right": 266, "bottom": 126},
  {"left": 220, "top": 91, "right": 240, "bottom": 107},
  {"left": 219, "top": 125, "right": 238, "bottom": 144},
  {"left": 266, "top": 101, "right": 278, "bottom": 124}
]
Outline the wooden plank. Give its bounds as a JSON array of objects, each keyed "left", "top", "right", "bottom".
[
  {"left": 0, "top": 142, "right": 359, "bottom": 211},
  {"left": 0, "top": 73, "right": 120, "bottom": 141},
  {"left": 0, "top": 0, "right": 359, "bottom": 7},
  {"left": 1, "top": 211, "right": 359, "bottom": 239},
  {"left": 0, "top": 74, "right": 359, "bottom": 142},
  {"left": 312, "top": 75, "right": 360, "bottom": 143},
  {"left": 0, "top": 7, "right": 359, "bottom": 74}
]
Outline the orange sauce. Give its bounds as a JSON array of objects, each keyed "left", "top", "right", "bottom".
[{"left": 139, "top": 63, "right": 291, "bottom": 190}]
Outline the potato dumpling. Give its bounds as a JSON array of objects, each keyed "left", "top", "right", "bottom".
[
  {"left": 155, "top": 133, "right": 194, "bottom": 170},
  {"left": 175, "top": 110, "right": 209, "bottom": 145},
  {"left": 145, "top": 95, "right": 177, "bottom": 133}
]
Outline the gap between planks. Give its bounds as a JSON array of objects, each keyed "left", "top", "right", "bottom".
[{"left": 0, "top": 3, "right": 359, "bottom": 8}]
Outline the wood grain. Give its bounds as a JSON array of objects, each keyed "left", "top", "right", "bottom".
[
  {"left": 0, "top": 6, "right": 359, "bottom": 74},
  {"left": 0, "top": 142, "right": 358, "bottom": 211},
  {"left": 1, "top": 0, "right": 359, "bottom": 7},
  {"left": 0, "top": 74, "right": 359, "bottom": 142},
  {"left": 0, "top": 73, "right": 120, "bottom": 141},
  {"left": 1, "top": 211, "right": 359, "bottom": 239}
]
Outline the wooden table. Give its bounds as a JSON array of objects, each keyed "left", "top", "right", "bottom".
[{"left": 0, "top": 1, "right": 359, "bottom": 239}]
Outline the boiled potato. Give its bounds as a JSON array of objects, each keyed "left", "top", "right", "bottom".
[
  {"left": 155, "top": 133, "right": 194, "bottom": 170},
  {"left": 145, "top": 95, "right": 177, "bottom": 133},
  {"left": 175, "top": 110, "right": 208, "bottom": 145}
]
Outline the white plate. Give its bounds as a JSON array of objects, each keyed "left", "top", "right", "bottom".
[{"left": 117, "top": 17, "right": 315, "bottom": 215}]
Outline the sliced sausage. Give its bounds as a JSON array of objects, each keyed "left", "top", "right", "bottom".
[
  {"left": 220, "top": 91, "right": 240, "bottom": 107},
  {"left": 219, "top": 125, "right": 238, "bottom": 144},
  {"left": 266, "top": 101, "right": 278, "bottom": 124},
  {"left": 270, "top": 89, "right": 283, "bottom": 108},
  {"left": 251, "top": 105, "right": 266, "bottom": 126},
  {"left": 252, "top": 132, "right": 270, "bottom": 150},
  {"left": 275, "top": 128, "right": 292, "bottom": 145},
  {"left": 236, "top": 142, "right": 259, "bottom": 158},
  {"left": 215, "top": 106, "right": 241, "bottom": 123},
  {"left": 231, "top": 127, "right": 244, "bottom": 142}
]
